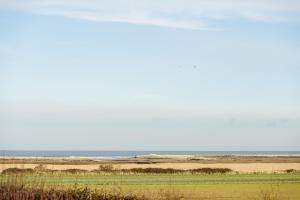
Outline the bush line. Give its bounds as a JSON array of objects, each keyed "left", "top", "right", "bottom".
[{"left": 1, "top": 165, "right": 233, "bottom": 175}]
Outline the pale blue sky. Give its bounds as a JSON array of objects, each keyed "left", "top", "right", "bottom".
[{"left": 0, "top": 0, "right": 300, "bottom": 150}]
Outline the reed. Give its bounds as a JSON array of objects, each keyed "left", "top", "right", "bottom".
[{"left": 0, "top": 181, "right": 143, "bottom": 200}]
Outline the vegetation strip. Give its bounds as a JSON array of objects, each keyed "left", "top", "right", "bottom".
[
  {"left": 1, "top": 173, "right": 300, "bottom": 185},
  {"left": 0, "top": 184, "right": 143, "bottom": 200},
  {"left": 1, "top": 165, "right": 233, "bottom": 174}
]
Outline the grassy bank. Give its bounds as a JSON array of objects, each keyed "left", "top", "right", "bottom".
[
  {"left": 2, "top": 173, "right": 300, "bottom": 185},
  {"left": 1, "top": 172, "right": 300, "bottom": 199}
]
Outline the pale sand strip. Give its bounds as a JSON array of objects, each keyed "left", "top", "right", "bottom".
[
  {"left": 118, "top": 163, "right": 300, "bottom": 172},
  {"left": 1, "top": 163, "right": 300, "bottom": 173}
]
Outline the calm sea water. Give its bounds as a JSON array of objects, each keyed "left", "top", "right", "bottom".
[{"left": 1, "top": 150, "right": 300, "bottom": 158}]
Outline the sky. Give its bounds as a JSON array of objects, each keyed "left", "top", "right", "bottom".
[{"left": 0, "top": 0, "right": 300, "bottom": 151}]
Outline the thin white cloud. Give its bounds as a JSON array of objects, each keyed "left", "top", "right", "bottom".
[{"left": 0, "top": 0, "right": 300, "bottom": 29}]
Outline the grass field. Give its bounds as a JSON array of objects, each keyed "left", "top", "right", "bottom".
[{"left": 1, "top": 173, "right": 300, "bottom": 199}]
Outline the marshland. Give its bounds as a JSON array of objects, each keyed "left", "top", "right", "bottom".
[{"left": 1, "top": 155, "right": 300, "bottom": 199}]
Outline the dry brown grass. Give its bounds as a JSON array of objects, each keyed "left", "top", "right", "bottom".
[
  {"left": 250, "top": 185, "right": 289, "bottom": 200},
  {"left": 0, "top": 184, "right": 143, "bottom": 200}
]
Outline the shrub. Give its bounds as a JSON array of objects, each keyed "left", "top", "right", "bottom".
[
  {"left": 190, "top": 168, "right": 232, "bottom": 174},
  {"left": 120, "top": 167, "right": 232, "bottom": 174},
  {"left": 1, "top": 168, "right": 34, "bottom": 175},
  {"left": 285, "top": 169, "right": 296, "bottom": 173},
  {"left": 97, "top": 164, "right": 115, "bottom": 172},
  {"left": 124, "top": 168, "right": 184, "bottom": 174},
  {"left": 34, "top": 164, "right": 47, "bottom": 172},
  {"left": 62, "top": 169, "right": 88, "bottom": 174}
]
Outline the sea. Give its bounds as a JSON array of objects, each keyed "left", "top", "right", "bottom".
[{"left": 1, "top": 150, "right": 300, "bottom": 159}]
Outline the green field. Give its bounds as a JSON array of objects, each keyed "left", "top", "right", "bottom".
[{"left": 1, "top": 173, "right": 300, "bottom": 199}]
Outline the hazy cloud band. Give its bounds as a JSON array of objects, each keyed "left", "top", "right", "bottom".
[{"left": 0, "top": 0, "right": 300, "bottom": 29}]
